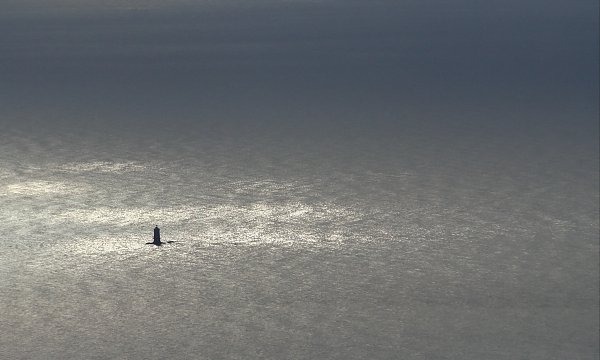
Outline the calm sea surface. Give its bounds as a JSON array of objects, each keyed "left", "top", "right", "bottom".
[{"left": 1, "top": 119, "right": 598, "bottom": 359}]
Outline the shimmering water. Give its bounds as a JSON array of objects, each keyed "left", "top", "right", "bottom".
[{"left": 0, "top": 119, "right": 598, "bottom": 359}]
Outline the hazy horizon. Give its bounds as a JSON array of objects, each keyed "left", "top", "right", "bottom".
[{"left": 1, "top": 1, "right": 598, "bottom": 359}]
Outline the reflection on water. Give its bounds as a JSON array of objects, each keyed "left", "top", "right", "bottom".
[{"left": 0, "top": 124, "right": 598, "bottom": 359}]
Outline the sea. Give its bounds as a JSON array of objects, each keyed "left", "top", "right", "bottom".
[{"left": 1, "top": 114, "right": 598, "bottom": 359}]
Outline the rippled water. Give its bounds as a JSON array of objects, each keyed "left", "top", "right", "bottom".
[{"left": 1, "top": 119, "right": 598, "bottom": 359}]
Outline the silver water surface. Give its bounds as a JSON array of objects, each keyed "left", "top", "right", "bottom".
[{"left": 1, "top": 120, "right": 598, "bottom": 359}]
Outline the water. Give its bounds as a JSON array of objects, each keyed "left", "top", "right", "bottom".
[{"left": 0, "top": 118, "right": 598, "bottom": 359}]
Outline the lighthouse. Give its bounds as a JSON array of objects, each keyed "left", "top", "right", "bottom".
[{"left": 153, "top": 225, "right": 161, "bottom": 245}]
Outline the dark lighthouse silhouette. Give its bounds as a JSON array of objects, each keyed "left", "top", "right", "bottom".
[
  {"left": 153, "top": 225, "right": 161, "bottom": 245},
  {"left": 146, "top": 225, "right": 175, "bottom": 246}
]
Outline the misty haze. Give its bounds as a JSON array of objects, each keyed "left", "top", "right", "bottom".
[{"left": 0, "top": 1, "right": 598, "bottom": 359}]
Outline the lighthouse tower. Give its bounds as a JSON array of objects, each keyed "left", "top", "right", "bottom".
[{"left": 153, "top": 225, "right": 161, "bottom": 245}]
